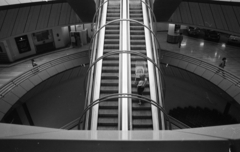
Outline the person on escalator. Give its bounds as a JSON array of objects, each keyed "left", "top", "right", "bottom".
[{"left": 136, "top": 74, "right": 148, "bottom": 105}]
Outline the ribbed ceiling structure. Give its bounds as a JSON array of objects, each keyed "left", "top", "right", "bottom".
[{"left": 0, "top": 0, "right": 55, "bottom": 6}]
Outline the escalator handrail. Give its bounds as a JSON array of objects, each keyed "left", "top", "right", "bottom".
[
  {"left": 91, "top": 0, "right": 156, "bottom": 31},
  {"left": 166, "top": 115, "right": 191, "bottom": 129},
  {"left": 82, "top": 50, "right": 165, "bottom": 129},
  {"left": 88, "top": 18, "right": 161, "bottom": 61},
  {"left": 143, "top": 0, "right": 166, "bottom": 112},
  {"left": 78, "top": 93, "right": 172, "bottom": 130},
  {"left": 85, "top": 18, "right": 164, "bottom": 100},
  {"left": 91, "top": 0, "right": 109, "bottom": 31},
  {"left": 140, "top": 0, "right": 157, "bottom": 23},
  {"left": 84, "top": 0, "right": 107, "bottom": 130}
]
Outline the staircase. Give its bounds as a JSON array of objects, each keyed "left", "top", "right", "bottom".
[
  {"left": 97, "top": 1, "right": 120, "bottom": 130},
  {"left": 130, "top": 1, "right": 153, "bottom": 130}
]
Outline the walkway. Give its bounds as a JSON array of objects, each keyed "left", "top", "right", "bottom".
[
  {"left": 0, "top": 44, "right": 90, "bottom": 87},
  {"left": 1, "top": 32, "right": 240, "bottom": 87},
  {"left": 157, "top": 32, "right": 240, "bottom": 76}
]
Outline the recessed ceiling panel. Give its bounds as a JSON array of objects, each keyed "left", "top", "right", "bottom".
[
  {"left": 6, "top": 0, "right": 20, "bottom": 5},
  {"left": 19, "top": 0, "right": 31, "bottom": 4},
  {"left": 0, "top": 1, "right": 8, "bottom": 5},
  {"left": 0, "top": 0, "right": 54, "bottom": 6}
]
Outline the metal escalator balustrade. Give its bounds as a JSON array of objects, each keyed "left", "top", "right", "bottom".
[
  {"left": 80, "top": 49, "right": 172, "bottom": 130},
  {"left": 85, "top": 0, "right": 165, "bottom": 130},
  {"left": 97, "top": 1, "right": 120, "bottom": 130},
  {"left": 130, "top": 1, "right": 153, "bottom": 130}
]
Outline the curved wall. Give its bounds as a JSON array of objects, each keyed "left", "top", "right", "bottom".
[
  {"left": 3, "top": 65, "right": 88, "bottom": 128},
  {"left": 0, "top": 2, "right": 81, "bottom": 40},
  {"left": 168, "top": 1, "right": 240, "bottom": 36},
  {"left": 161, "top": 50, "right": 240, "bottom": 120},
  {"left": 0, "top": 51, "right": 89, "bottom": 120}
]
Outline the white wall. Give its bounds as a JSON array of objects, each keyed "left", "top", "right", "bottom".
[
  {"left": 61, "top": 26, "right": 70, "bottom": 46},
  {"left": 0, "top": 41, "right": 13, "bottom": 62},
  {"left": 6, "top": 34, "right": 36, "bottom": 61},
  {"left": 156, "top": 22, "right": 168, "bottom": 32},
  {"left": 52, "top": 27, "right": 66, "bottom": 49}
]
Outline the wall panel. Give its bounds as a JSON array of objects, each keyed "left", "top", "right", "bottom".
[
  {"left": 36, "top": 4, "right": 52, "bottom": 30},
  {"left": 0, "top": 2, "right": 82, "bottom": 40},
  {"left": 221, "top": 5, "right": 240, "bottom": 33},
  {"left": 0, "top": 10, "right": 7, "bottom": 30},
  {"left": 24, "top": 5, "right": 41, "bottom": 32},
  {"left": 167, "top": 2, "right": 240, "bottom": 35},
  {"left": 59, "top": 3, "right": 68, "bottom": 25},
  {"left": 179, "top": 2, "right": 193, "bottom": 24},
  {"left": 69, "top": 9, "right": 78, "bottom": 24},
  {"left": 0, "top": 9, "right": 19, "bottom": 39},
  {"left": 233, "top": 6, "right": 240, "bottom": 28},
  {"left": 59, "top": 3, "right": 72, "bottom": 25},
  {"left": 170, "top": 7, "right": 182, "bottom": 23},
  {"left": 188, "top": 2, "right": 204, "bottom": 26},
  {"left": 199, "top": 3, "right": 216, "bottom": 28},
  {"left": 12, "top": 7, "right": 30, "bottom": 35},
  {"left": 48, "top": 3, "right": 62, "bottom": 27},
  {"left": 210, "top": 4, "right": 228, "bottom": 31}
]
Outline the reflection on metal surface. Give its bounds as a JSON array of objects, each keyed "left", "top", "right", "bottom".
[
  {"left": 0, "top": 0, "right": 54, "bottom": 6},
  {"left": 222, "top": 43, "right": 226, "bottom": 48}
]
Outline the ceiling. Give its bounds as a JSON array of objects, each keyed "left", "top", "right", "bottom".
[
  {"left": 0, "top": 0, "right": 56, "bottom": 6},
  {"left": 1, "top": 0, "right": 240, "bottom": 7}
]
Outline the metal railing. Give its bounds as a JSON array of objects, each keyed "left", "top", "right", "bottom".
[
  {"left": 0, "top": 51, "right": 89, "bottom": 98},
  {"left": 161, "top": 50, "right": 240, "bottom": 85},
  {"left": 78, "top": 93, "right": 172, "bottom": 130},
  {"left": 82, "top": 49, "right": 166, "bottom": 130},
  {"left": 86, "top": 3, "right": 166, "bottom": 129}
]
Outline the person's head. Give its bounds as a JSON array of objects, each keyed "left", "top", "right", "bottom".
[
  {"left": 31, "top": 59, "right": 34, "bottom": 62},
  {"left": 222, "top": 57, "right": 227, "bottom": 61}
]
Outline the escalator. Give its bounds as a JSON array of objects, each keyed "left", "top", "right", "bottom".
[
  {"left": 130, "top": 1, "right": 153, "bottom": 130},
  {"left": 97, "top": 1, "right": 120, "bottom": 130}
]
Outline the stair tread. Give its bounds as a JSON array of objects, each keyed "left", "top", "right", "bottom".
[
  {"left": 98, "top": 118, "right": 118, "bottom": 123},
  {"left": 98, "top": 126, "right": 118, "bottom": 130},
  {"left": 101, "top": 73, "right": 119, "bottom": 76},
  {"left": 99, "top": 109, "right": 118, "bottom": 115},
  {"left": 132, "top": 111, "right": 152, "bottom": 116},
  {"left": 99, "top": 101, "right": 118, "bottom": 107},
  {"left": 101, "top": 86, "right": 118, "bottom": 90},
  {"left": 133, "top": 119, "right": 152, "bottom": 124}
]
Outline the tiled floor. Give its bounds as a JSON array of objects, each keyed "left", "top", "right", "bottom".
[
  {"left": 1, "top": 32, "right": 240, "bottom": 87},
  {"left": 0, "top": 44, "right": 90, "bottom": 87},
  {"left": 156, "top": 32, "right": 240, "bottom": 76}
]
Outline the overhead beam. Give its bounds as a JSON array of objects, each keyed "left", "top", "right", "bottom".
[
  {"left": 67, "top": 0, "right": 96, "bottom": 22},
  {"left": 153, "top": 0, "right": 182, "bottom": 22}
]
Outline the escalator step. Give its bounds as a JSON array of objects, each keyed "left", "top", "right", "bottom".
[
  {"left": 102, "top": 60, "right": 119, "bottom": 65},
  {"left": 99, "top": 109, "right": 118, "bottom": 115},
  {"left": 100, "top": 86, "right": 118, "bottom": 92},
  {"left": 98, "top": 126, "right": 118, "bottom": 130},
  {"left": 133, "top": 111, "right": 152, "bottom": 116},
  {"left": 130, "top": 30, "right": 145, "bottom": 35},
  {"left": 131, "top": 40, "right": 145, "bottom": 45},
  {"left": 105, "top": 30, "right": 119, "bottom": 34},
  {"left": 131, "top": 45, "right": 146, "bottom": 50},
  {"left": 101, "top": 79, "right": 118, "bottom": 85},
  {"left": 131, "top": 35, "right": 145, "bottom": 40},
  {"left": 99, "top": 101, "right": 118, "bottom": 108},
  {"left": 105, "top": 39, "right": 119, "bottom": 44},
  {"left": 130, "top": 26, "right": 144, "bottom": 30},
  {"left": 98, "top": 118, "right": 118, "bottom": 124},
  {"left": 105, "top": 34, "right": 119, "bottom": 39},
  {"left": 133, "top": 119, "right": 153, "bottom": 125},
  {"left": 104, "top": 44, "right": 119, "bottom": 49}
]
